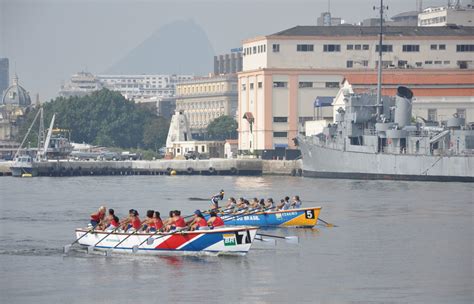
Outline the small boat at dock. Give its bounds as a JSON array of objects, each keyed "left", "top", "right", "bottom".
[
  {"left": 220, "top": 207, "right": 322, "bottom": 228},
  {"left": 75, "top": 226, "right": 258, "bottom": 255}
]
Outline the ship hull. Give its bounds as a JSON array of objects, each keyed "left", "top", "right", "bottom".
[
  {"left": 299, "top": 139, "right": 474, "bottom": 182},
  {"left": 10, "top": 166, "right": 38, "bottom": 177}
]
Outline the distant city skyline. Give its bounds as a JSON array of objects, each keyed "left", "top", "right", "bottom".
[{"left": 1, "top": 0, "right": 453, "bottom": 100}]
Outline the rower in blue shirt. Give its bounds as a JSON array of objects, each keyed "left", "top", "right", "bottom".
[{"left": 210, "top": 189, "right": 225, "bottom": 210}]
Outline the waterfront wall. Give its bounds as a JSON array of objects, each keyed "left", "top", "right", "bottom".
[{"left": 0, "top": 159, "right": 302, "bottom": 177}]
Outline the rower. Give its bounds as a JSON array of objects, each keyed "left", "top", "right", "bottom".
[
  {"left": 265, "top": 198, "right": 275, "bottom": 209},
  {"left": 129, "top": 210, "right": 141, "bottom": 232},
  {"left": 226, "top": 197, "right": 237, "bottom": 209},
  {"left": 141, "top": 210, "right": 154, "bottom": 231},
  {"left": 207, "top": 211, "right": 225, "bottom": 228},
  {"left": 90, "top": 206, "right": 106, "bottom": 228},
  {"left": 291, "top": 196, "right": 302, "bottom": 209},
  {"left": 236, "top": 197, "right": 245, "bottom": 209},
  {"left": 282, "top": 196, "right": 291, "bottom": 210},
  {"left": 249, "top": 198, "right": 259, "bottom": 209},
  {"left": 167, "top": 210, "right": 186, "bottom": 232},
  {"left": 259, "top": 198, "right": 266, "bottom": 210},
  {"left": 104, "top": 209, "right": 120, "bottom": 231},
  {"left": 190, "top": 210, "right": 209, "bottom": 231},
  {"left": 120, "top": 209, "right": 135, "bottom": 230},
  {"left": 148, "top": 211, "right": 163, "bottom": 232},
  {"left": 210, "top": 189, "right": 225, "bottom": 210},
  {"left": 277, "top": 199, "right": 285, "bottom": 210}
]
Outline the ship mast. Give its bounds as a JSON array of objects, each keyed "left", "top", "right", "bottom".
[{"left": 374, "top": 0, "right": 388, "bottom": 117}]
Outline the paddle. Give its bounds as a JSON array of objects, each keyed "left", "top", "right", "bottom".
[
  {"left": 256, "top": 233, "right": 299, "bottom": 244},
  {"left": 318, "top": 217, "right": 337, "bottom": 227},
  {"left": 87, "top": 226, "right": 121, "bottom": 254},
  {"left": 254, "top": 236, "right": 276, "bottom": 246},
  {"left": 222, "top": 206, "right": 275, "bottom": 223},
  {"left": 64, "top": 226, "right": 94, "bottom": 254},
  {"left": 104, "top": 224, "right": 145, "bottom": 256},
  {"left": 188, "top": 197, "right": 209, "bottom": 201}
]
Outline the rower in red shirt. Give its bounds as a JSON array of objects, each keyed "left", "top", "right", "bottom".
[
  {"left": 148, "top": 211, "right": 164, "bottom": 232},
  {"left": 90, "top": 206, "right": 106, "bottom": 228},
  {"left": 190, "top": 210, "right": 209, "bottom": 231},
  {"left": 130, "top": 210, "right": 141, "bottom": 231},
  {"left": 207, "top": 211, "right": 224, "bottom": 228}
]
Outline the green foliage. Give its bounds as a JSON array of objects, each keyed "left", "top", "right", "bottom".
[
  {"left": 17, "top": 89, "right": 170, "bottom": 150},
  {"left": 206, "top": 115, "right": 238, "bottom": 140}
]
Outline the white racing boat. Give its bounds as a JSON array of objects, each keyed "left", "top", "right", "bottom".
[{"left": 74, "top": 226, "right": 258, "bottom": 255}]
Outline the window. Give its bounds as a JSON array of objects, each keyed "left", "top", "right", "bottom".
[
  {"left": 249, "top": 83, "right": 254, "bottom": 90},
  {"left": 398, "top": 60, "right": 408, "bottom": 67},
  {"left": 443, "top": 60, "right": 450, "bottom": 65},
  {"left": 456, "top": 109, "right": 466, "bottom": 119},
  {"left": 362, "top": 60, "right": 369, "bottom": 67},
  {"left": 323, "top": 44, "right": 341, "bottom": 52},
  {"left": 346, "top": 60, "right": 353, "bottom": 68},
  {"left": 428, "top": 109, "right": 437, "bottom": 122},
  {"left": 456, "top": 44, "right": 474, "bottom": 52},
  {"left": 354, "top": 44, "right": 361, "bottom": 50},
  {"left": 257, "top": 82, "right": 263, "bottom": 89},
  {"left": 425, "top": 60, "right": 433, "bottom": 64},
  {"left": 375, "top": 61, "right": 392, "bottom": 68},
  {"left": 273, "top": 132, "right": 288, "bottom": 138},
  {"left": 431, "top": 44, "right": 437, "bottom": 50},
  {"left": 439, "top": 44, "right": 446, "bottom": 50},
  {"left": 253, "top": 46, "right": 257, "bottom": 54},
  {"left": 273, "top": 117, "right": 288, "bottom": 123},
  {"left": 297, "top": 44, "right": 314, "bottom": 52},
  {"left": 347, "top": 44, "right": 354, "bottom": 50},
  {"left": 403, "top": 45, "right": 420, "bottom": 52},
  {"left": 363, "top": 44, "right": 369, "bottom": 50},
  {"left": 375, "top": 44, "right": 393, "bottom": 52},
  {"left": 434, "top": 61, "right": 442, "bottom": 65},
  {"left": 298, "top": 82, "right": 313, "bottom": 88},
  {"left": 241, "top": 84, "right": 246, "bottom": 91},
  {"left": 416, "top": 62, "right": 422, "bottom": 67},
  {"left": 272, "top": 44, "right": 280, "bottom": 52},
  {"left": 263, "top": 45, "right": 266, "bottom": 52},
  {"left": 325, "top": 82, "right": 339, "bottom": 88},
  {"left": 273, "top": 81, "right": 287, "bottom": 88}
]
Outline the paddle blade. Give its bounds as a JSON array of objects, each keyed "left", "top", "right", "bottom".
[
  {"left": 132, "top": 246, "right": 139, "bottom": 253},
  {"left": 104, "top": 249, "right": 112, "bottom": 256},
  {"left": 87, "top": 246, "right": 95, "bottom": 254},
  {"left": 63, "top": 245, "right": 71, "bottom": 254},
  {"left": 284, "top": 236, "right": 299, "bottom": 244},
  {"left": 146, "top": 237, "right": 154, "bottom": 245},
  {"left": 256, "top": 238, "right": 276, "bottom": 246}
]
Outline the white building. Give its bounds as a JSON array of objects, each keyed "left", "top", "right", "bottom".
[
  {"left": 59, "top": 72, "right": 103, "bottom": 98},
  {"left": 97, "top": 74, "right": 193, "bottom": 103},
  {"left": 59, "top": 72, "right": 193, "bottom": 103},
  {"left": 238, "top": 25, "right": 474, "bottom": 156},
  {"left": 418, "top": 4, "right": 474, "bottom": 27}
]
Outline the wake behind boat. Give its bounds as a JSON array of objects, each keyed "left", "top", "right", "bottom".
[{"left": 75, "top": 226, "right": 258, "bottom": 255}]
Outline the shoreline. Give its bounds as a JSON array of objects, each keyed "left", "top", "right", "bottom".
[{"left": 0, "top": 159, "right": 302, "bottom": 177}]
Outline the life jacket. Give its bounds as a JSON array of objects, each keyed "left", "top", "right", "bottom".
[
  {"left": 212, "top": 216, "right": 224, "bottom": 227},
  {"left": 174, "top": 216, "right": 186, "bottom": 228},
  {"left": 131, "top": 217, "right": 141, "bottom": 229}
]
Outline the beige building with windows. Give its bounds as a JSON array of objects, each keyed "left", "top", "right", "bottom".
[
  {"left": 418, "top": 5, "right": 474, "bottom": 27},
  {"left": 175, "top": 75, "right": 238, "bottom": 137},
  {"left": 238, "top": 25, "right": 474, "bottom": 156}
]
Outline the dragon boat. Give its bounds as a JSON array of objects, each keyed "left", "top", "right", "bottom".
[
  {"left": 219, "top": 207, "right": 322, "bottom": 228},
  {"left": 74, "top": 226, "right": 258, "bottom": 255}
]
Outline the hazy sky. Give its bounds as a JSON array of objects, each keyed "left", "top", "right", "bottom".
[{"left": 1, "top": 0, "right": 450, "bottom": 100}]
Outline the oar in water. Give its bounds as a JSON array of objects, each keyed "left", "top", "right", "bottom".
[
  {"left": 254, "top": 236, "right": 276, "bottom": 246},
  {"left": 187, "top": 197, "right": 210, "bottom": 201},
  {"left": 256, "top": 233, "right": 299, "bottom": 244},
  {"left": 64, "top": 227, "right": 94, "bottom": 254},
  {"left": 318, "top": 217, "right": 337, "bottom": 227},
  {"left": 87, "top": 226, "right": 120, "bottom": 254},
  {"left": 104, "top": 225, "right": 145, "bottom": 256}
]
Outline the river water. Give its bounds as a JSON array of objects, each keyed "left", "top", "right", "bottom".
[{"left": 0, "top": 176, "right": 472, "bottom": 303}]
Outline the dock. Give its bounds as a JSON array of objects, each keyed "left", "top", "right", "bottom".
[{"left": 0, "top": 159, "right": 302, "bottom": 177}]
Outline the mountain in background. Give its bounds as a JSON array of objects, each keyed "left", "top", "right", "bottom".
[{"left": 105, "top": 19, "right": 215, "bottom": 75}]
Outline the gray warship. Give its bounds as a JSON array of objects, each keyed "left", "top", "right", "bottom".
[{"left": 297, "top": 86, "right": 474, "bottom": 182}]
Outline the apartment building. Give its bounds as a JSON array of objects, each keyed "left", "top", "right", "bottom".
[
  {"left": 418, "top": 5, "right": 474, "bottom": 27},
  {"left": 238, "top": 25, "right": 474, "bottom": 154},
  {"left": 175, "top": 75, "right": 238, "bottom": 137}
]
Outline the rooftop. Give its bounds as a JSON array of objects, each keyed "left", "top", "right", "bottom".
[{"left": 269, "top": 25, "right": 474, "bottom": 37}]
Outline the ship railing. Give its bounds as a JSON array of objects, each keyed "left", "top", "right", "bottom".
[{"left": 364, "top": 129, "right": 377, "bottom": 135}]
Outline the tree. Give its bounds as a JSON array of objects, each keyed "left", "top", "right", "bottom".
[
  {"left": 206, "top": 115, "right": 238, "bottom": 140},
  {"left": 143, "top": 116, "right": 170, "bottom": 151},
  {"left": 16, "top": 88, "right": 166, "bottom": 149}
]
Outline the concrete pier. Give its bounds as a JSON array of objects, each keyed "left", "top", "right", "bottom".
[{"left": 0, "top": 159, "right": 302, "bottom": 177}]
